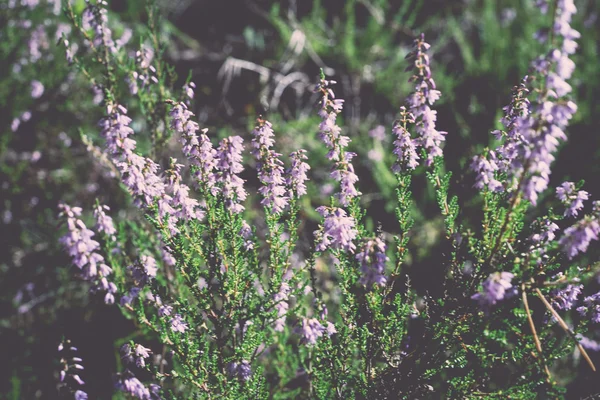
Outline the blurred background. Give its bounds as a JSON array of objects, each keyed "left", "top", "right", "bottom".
[{"left": 1, "top": 0, "right": 600, "bottom": 397}]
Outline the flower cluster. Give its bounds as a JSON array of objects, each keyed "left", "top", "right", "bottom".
[
  {"left": 556, "top": 181, "right": 589, "bottom": 217},
  {"left": 169, "top": 102, "right": 217, "bottom": 191},
  {"left": 405, "top": 33, "right": 446, "bottom": 167},
  {"left": 58, "top": 203, "right": 117, "bottom": 304},
  {"left": 315, "top": 78, "right": 360, "bottom": 206},
  {"left": 58, "top": 340, "right": 88, "bottom": 400},
  {"left": 315, "top": 206, "right": 358, "bottom": 253},
  {"left": 227, "top": 360, "right": 252, "bottom": 381},
  {"left": 559, "top": 201, "right": 600, "bottom": 259},
  {"left": 286, "top": 149, "right": 310, "bottom": 198},
  {"left": 299, "top": 317, "right": 336, "bottom": 346},
  {"left": 251, "top": 118, "right": 288, "bottom": 213},
  {"left": 93, "top": 203, "right": 117, "bottom": 238},
  {"left": 577, "top": 292, "right": 600, "bottom": 324},
  {"left": 551, "top": 284, "right": 583, "bottom": 311},
  {"left": 121, "top": 342, "right": 153, "bottom": 368},
  {"left": 214, "top": 136, "right": 247, "bottom": 213},
  {"left": 114, "top": 370, "right": 161, "bottom": 400},
  {"left": 356, "top": 237, "right": 388, "bottom": 288},
  {"left": 392, "top": 107, "right": 420, "bottom": 172},
  {"left": 472, "top": 272, "right": 516, "bottom": 311}
]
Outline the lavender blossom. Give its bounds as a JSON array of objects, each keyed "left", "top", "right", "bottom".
[
  {"left": 170, "top": 314, "right": 188, "bottom": 333},
  {"left": 93, "top": 204, "right": 116, "bottom": 237},
  {"left": 166, "top": 160, "right": 203, "bottom": 221},
  {"left": 227, "top": 360, "right": 252, "bottom": 381},
  {"left": 315, "top": 78, "right": 361, "bottom": 206},
  {"left": 577, "top": 292, "right": 600, "bottom": 324},
  {"left": 315, "top": 206, "right": 358, "bottom": 253},
  {"left": 556, "top": 181, "right": 589, "bottom": 217},
  {"left": 273, "top": 281, "right": 291, "bottom": 332},
  {"left": 471, "top": 151, "right": 503, "bottom": 192},
  {"left": 251, "top": 118, "right": 288, "bottom": 213},
  {"left": 472, "top": 272, "right": 516, "bottom": 311},
  {"left": 31, "top": 80, "right": 44, "bottom": 98},
  {"left": 59, "top": 203, "right": 117, "bottom": 304},
  {"left": 577, "top": 335, "right": 600, "bottom": 351},
  {"left": 169, "top": 102, "right": 217, "bottom": 191},
  {"left": 115, "top": 370, "right": 159, "bottom": 400},
  {"left": 299, "top": 317, "right": 335, "bottom": 346},
  {"left": 58, "top": 340, "right": 87, "bottom": 398},
  {"left": 392, "top": 107, "right": 419, "bottom": 172},
  {"left": 405, "top": 34, "right": 446, "bottom": 166},
  {"left": 550, "top": 283, "right": 582, "bottom": 311},
  {"left": 356, "top": 237, "right": 389, "bottom": 288},
  {"left": 121, "top": 343, "right": 153, "bottom": 368},
  {"left": 286, "top": 149, "right": 310, "bottom": 197},
  {"left": 214, "top": 136, "right": 247, "bottom": 213}
]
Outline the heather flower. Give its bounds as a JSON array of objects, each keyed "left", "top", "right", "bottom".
[
  {"left": 405, "top": 34, "right": 446, "bottom": 166},
  {"left": 577, "top": 335, "right": 600, "bottom": 351},
  {"left": 551, "top": 284, "right": 582, "bottom": 311},
  {"left": 183, "top": 81, "right": 196, "bottom": 103},
  {"left": 559, "top": 218, "right": 600, "bottom": 259},
  {"left": 472, "top": 272, "right": 516, "bottom": 311},
  {"left": 530, "top": 218, "right": 560, "bottom": 244},
  {"left": 30, "top": 80, "right": 44, "bottom": 98},
  {"left": 471, "top": 151, "right": 503, "bottom": 192},
  {"left": 356, "top": 237, "right": 389, "bottom": 288},
  {"left": 121, "top": 343, "right": 152, "bottom": 368},
  {"left": 315, "top": 78, "right": 361, "bottom": 205},
  {"left": 577, "top": 292, "right": 600, "bottom": 323},
  {"left": 170, "top": 314, "right": 188, "bottom": 333},
  {"left": 93, "top": 204, "right": 116, "bottom": 237},
  {"left": 214, "top": 136, "right": 247, "bottom": 213},
  {"left": 140, "top": 255, "right": 158, "bottom": 278},
  {"left": 166, "top": 160, "right": 203, "bottom": 221},
  {"left": 251, "top": 118, "right": 288, "bottom": 213},
  {"left": 287, "top": 149, "right": 310, "bottom": 197},
  {"left": 227, "top": 360, "right": 252, "bottom": 381},
  {"left": 115, "top": 370, "right": 159, "bottom": 399},
  {"left": 239, "top": 220, "right": 254, "bottom": 251},
  {"left": 556, "top": 181, "right": 589, "bottom": 217},
  {"left": 59, "top": 204, "right": 117, "bottom": 303},
  {"left": 58, "top": 340, "right": 87, "bottom": 397},
  {"left": 369, "top": 125, "right": 386, "bottom": 141},
  {"left": 299, "top": 317, "right": 335, "bottom": 346},
  {"left": 315, "top": 206, "right": 358, "bottom": 253},
  {"left": 273, "top": 281, "right": 291, "bottom": 332}
]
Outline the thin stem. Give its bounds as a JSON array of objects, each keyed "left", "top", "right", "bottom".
[{"left": 521, "top": 284, "right": 552, "bottom": 382}]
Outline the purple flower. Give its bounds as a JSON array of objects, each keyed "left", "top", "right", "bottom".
[
  {"left": 141, "top": 255, "right": 158, "bottom": 278},
  {"left": 577, "top": 292, "right": 600, "bottom": 324},
  {"left": 121, "top": 343, "right": 152, "bottom": 368},
  {"left": 577, "top": 335, "right": 600, "bottom": 351},
  {"left": 472, "top": 272, "right": 516, "bottom": 311},
  {"left": 273, "top": 281, "right": 291, "bottom": 332},
  {"left": 559, "top": 218, "right": 600, "bottom": 259},
  {"left": 58, "top": 340, "right": 87, "bottom": 395},
  {"left": 170, "top": 314, "right": 188, "bottom": 333},
  {"left": 166, "top": 160, "right": 204, "bottom": 221},
  {"left": 556, "top": 181, "right": 589, "bottom": 217},
  {"left": 405, "top": 34, "right": 446, "bottom": 166},
  {"left": 369, "top": 125, "right": 386, "bottom": 141},
  {"left": 251, "top": 118, "right": 288, "bottom": 213},
  {"left": 392, "top": 108, "right": 420, "bottom": 172},
  {"left": 31, "top": 80, "right": 44, "bottom": 98},
  {"left": 115, "top": 370, "right": 159, "bottom": 399},
  {"left": 214, "top": 136, "right": 247, "bottom": 213},
  {"left": 315, "top": 206, "right": 358, "bottom": 253},
  {"left": 227, "top": 360, "right": 252, "bottom": 381},
  {"left": 315, "top": 78, "right": 361, "bottom": 205},
  {"left": 287, "top": 149, "right": 311, "bottom": 198},
  {"left": 356, "top": 237, "right": 389, "bottom": 288},
  {"left": 93, "top": 204, "right": 116, "bottom": 237},
  {"left": 471, "top": 151, "right": 503, "bottom": 192},
  {"left": 299, "top": 317, "right": 335, "bottom": 346},
  {"left": 74, "top": 390, "right": 88, "bottom": 400},
  {"left": 551, "top": 284, "right": 583, "bottom": 310}
]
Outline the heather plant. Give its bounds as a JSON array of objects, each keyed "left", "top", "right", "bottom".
[{"left": 3, "top": 0, "right": 600, "bottom": 398}]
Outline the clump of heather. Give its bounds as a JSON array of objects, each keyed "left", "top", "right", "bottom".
[{"left": 46, "top": 0, "right": 600, "bottom": 398}]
